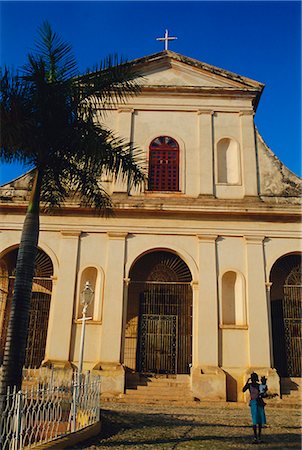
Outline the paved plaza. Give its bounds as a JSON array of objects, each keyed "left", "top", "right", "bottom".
[{"left": 70, "top": 402, "right": 301, "bottom": 450}]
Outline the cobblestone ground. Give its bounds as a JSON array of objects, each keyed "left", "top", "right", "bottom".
[{"left": 69, "top": 402, "right": 301, "bottom": 450}]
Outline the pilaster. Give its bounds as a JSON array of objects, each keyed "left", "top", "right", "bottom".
[
  {"left": 239, "top": 111, "right": 258, "bottom": 196},
  {"left": 196, "top": 234, "right": 218, "bottom": 366},
  {"left": 197, "top": 110, "right": 214, "bottom": 196},
  {"left": 44, "top": 231, "right": 81, "bottom": 365},
  {"left": 191, "top": 279, "right": 199, "bottom": 367},
  {"left": 114, "top": 108, "right": 135, "bottom": 193},
  {"left": 99, "top": 232, "right": 128, "bottom": 364},
  {"left": 245, "top": 236, "right": 271, "bottom": 367},
  {"left": 265, "top": 281, "right": 274, "bottom": 367}
]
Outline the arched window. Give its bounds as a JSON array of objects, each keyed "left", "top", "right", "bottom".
[
  {"left": 217, "top": 138, "right": 240, "bottom": 184},
  {"left": 221, "top": 271, "right": 246, "bottom": 326},
  {"left": 148, "top": 136, "right": 179, "bottom": 191}
]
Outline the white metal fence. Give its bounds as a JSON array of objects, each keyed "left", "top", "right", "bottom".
[{"left": 0, "top": 374, "right": 101, "bottom": 450}]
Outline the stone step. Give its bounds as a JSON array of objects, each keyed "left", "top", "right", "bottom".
[
  {"left": 127, "top": 383, "right": 188, "bottom": 390},
  {"left": 125, "top": 390, "right": 194, "bottom": 399},
  {"left": 123, "top": 374, "right": 193, "bottom": 404},
  {"left": 126, "top": 374, "right": 189, "bottom": 382},
  {"left": 127, "top": 377, "right": 190, "bottom": 386},
  {"left": 127, "top": 383, "right": 191, "bottom": 390},
  {"left": 116, "top": 397, "right": 199, "bottom": 406}
]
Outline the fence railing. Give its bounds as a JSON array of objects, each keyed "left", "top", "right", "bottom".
[{"left": 0, "top": 374, "right": 101, "bottom": 450}]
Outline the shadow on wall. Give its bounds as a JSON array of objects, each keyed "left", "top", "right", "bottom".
[{"left": 225, "top": 372, "right": 237, "bottom": 402}]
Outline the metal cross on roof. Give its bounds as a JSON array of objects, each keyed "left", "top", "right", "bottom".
[{"left": 156, "top": 29, "right": 177, "bottom": 51}]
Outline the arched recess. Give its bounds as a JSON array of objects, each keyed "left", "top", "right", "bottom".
[
  {"left": 76, "top": 266, "right": 104, "bottom": 321},
  {"left": 221, "top": 271, "right": 246, "bottom": 326},
  {"left": 270, "top": 253, "right": 301, "bottom": 377},
  {"left": 0, "top": 246, "right": 53, "bottom": 367},
  {"left": 216, "top": 138, "right": 241, "bottom": 184},
  {"left": 124, "top": 250, "right": 192, "bottom": 375}
]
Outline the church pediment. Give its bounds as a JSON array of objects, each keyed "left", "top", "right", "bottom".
[
  {"left": 131, "top": 51, "right": 264, "bottom": 91},
  {"left": 141, "top": 62, "right": 232, "bottom": 88}
]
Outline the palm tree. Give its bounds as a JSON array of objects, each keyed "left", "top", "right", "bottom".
[{"left": 0, "top": 22, "right": 145, "bottom": 401}]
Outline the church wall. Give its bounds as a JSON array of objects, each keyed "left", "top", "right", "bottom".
[
  {"left": 0, "top": 210, "right": 300, "bottom": 398},
  {"left": 98, "top": 94, "right": 255, "bottom": 199},
  {"left": 220, "top": 329, "right": 248, "bottom": 367},
  {"left": 132, "top": 110, "right": 197, "bottom": 195},
  {"left": 0, "top": 53, "right": 301, "bottom": 401},
  {"left": 216, "top": 237, "right": 249, "bottom": 368},
  {"left": 129, "top": 93, "right": 254, "bottom": 111}
]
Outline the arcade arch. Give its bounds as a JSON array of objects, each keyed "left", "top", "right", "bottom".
[
  {"left": 0, "top": 246, "right": 53, "bottom": 367},
  {"left": 270, "top": 253, "right": 301, "bottom": 377},
  {"left": 123, "top": 250, "right": 192, "bottom": 375}
]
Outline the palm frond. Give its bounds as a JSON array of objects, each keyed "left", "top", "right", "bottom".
[
  {"left": 33, "top": 21, "right": 78, "bottom": 82},
  {"left": 77, "top": 54, "right": 142, "bottom": 113},
  {"left": 1, "top": 22, "right": 145, "bottom": 209}
]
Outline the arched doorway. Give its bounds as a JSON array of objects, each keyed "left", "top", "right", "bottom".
[
  {"left": 124, "top": 251, "right": 192, "bottom": 374},
  {"left": 0, "top": 247, "right": 53, "bottom": 367},
  {"left": 270, "top": 254, "right": 301, "bottom": 377}
]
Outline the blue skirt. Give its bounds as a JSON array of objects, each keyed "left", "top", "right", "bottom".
[{"left": 249, "top": 399, "right": 266, "bottom": 425}]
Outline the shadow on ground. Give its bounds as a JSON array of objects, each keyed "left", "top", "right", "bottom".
[{"left": 68, "top": 406, "right": 301, "bottom": 450}]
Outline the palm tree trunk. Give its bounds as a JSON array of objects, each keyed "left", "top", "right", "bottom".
[{"left": 0, "top": 169, "right": 42, "bottom": 407}]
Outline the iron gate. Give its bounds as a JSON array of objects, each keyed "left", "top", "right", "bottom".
[
  {"left": 139, "top": 314, "right": 177, "bottom": 374},
  {"left": 135, "top": 282, "right": 192, "bottom": 374},
  {"left": 0, "top": 277, "right": 52, "bottom": 367},
  {"left": 283, "top": 284, "right": 301, "bottom": 377}
]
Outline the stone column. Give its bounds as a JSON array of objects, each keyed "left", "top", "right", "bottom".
[
  {"left": 239, "top": 111, "right": 258, "bottom": 197},
  {"left": 245, "top": 236, "right": 271, "bottom": 367},
  {"left": 44, "top": 231, "right": 81, "bottom": 367},
  {"left": 99, "top": 232, "right": 128, "bottom": 366},
  {"left": 197, "top": 110, "right": 214, "bottom": 196},
  {"left": 196, "top": 234, "right": 218, "bottom": 365}
]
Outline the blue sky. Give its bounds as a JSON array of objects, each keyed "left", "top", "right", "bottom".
[{"left": 0, "top": 1, "right": 301, "bottom": 184}]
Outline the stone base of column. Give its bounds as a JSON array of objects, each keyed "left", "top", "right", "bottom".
[
  {"left": 42, "top": 359, "right": 73, "bottom": 369},
  {"left": 222, "top": 367, "right": 280, "bottom": 402},
  {"left": 93, "top": 362, "right": 125, "bottom": 397},
  {"left": 191, "top": 366, "right": 226, "bottom": 401},
  {"left": 243, "top": 367, "right": 280, "bottom": 401}
]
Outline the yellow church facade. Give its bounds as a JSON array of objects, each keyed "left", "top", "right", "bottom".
[{"left": 0, "top": 51, "right": 301, "bottom": 402}]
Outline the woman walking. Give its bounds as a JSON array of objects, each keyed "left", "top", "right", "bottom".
[{"left": 243, "top": 372, "right": 266, "bottom": 443}]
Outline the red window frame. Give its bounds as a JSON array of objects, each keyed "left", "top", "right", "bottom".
[{"left": 148, "top": 136, "right": 179, "bottom": 191}]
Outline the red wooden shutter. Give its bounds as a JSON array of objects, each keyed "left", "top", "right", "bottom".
[{"left": 148, "top": 136, "right": 179, "bottom": 191}]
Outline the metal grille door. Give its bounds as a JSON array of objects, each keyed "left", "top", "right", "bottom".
[
  {"left": 0, "top": 277, "right": 52, "bottom": 368},
  {"left": 283, "top": 285, "right": 301, "bottom": 377},
  {"left": 134, "top": 282, "right": 192, "bottom": 374},
  {"left": 139, "top": 314, "right": 177, "bottom": 374},
  {"left": 25, "top": 290, "right": 51, "bottom": 368}
]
